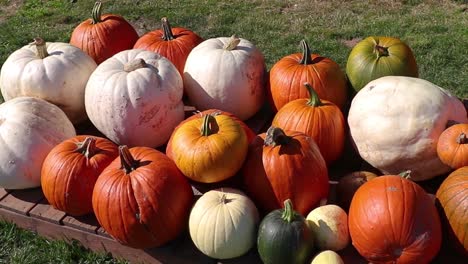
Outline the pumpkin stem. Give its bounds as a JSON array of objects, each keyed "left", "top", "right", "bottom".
[
  {"left": 119, "top": 145, "right": 139, "bottom": 174},
  {"left": 161, "top": 17, "right": 175, "bottom": 41},
  {"left": 201, "top": 114, "right": 219, "bottom": 136},
  {"left": 124, "top": 58, "right": 147, "bottom": 72},
  {"left": 75, "top": 137, "right": 98, "bottom": 160},
  {"left": 457, "top": 133, "right": 468, "bottom": 144},
  {"left": 281, "top": 199, "right": 295, "bottom": 223},
  {"left": 264, "top": 126, "right": 291, "bottom": 147},
  {"left": 304, "top": 82, "right": 323, "bottom": 107},
  {"left": 32, "top": 37, "right": 49, "bottom": 59},
  {"left": 375, "top": 45, "right": 389, "bottom": 57},
  {"left": 299, "top": 39, "right": 313, "bottom": 65},
  {"left": 398, "top": 170, "right": 412, "bottom": 180},
  {"left": 223, "top": 34, "right": 241, "bottom": 51},
  {"left": 91, "top": 1, "right": 103, "bottom": 24}
]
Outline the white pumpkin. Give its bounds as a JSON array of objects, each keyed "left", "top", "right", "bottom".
[
  {"left": 0, "top": 38, "right": 97, "bottom": 124},
  {"left": 306, "top": 204, "right": 349, "bottom": 251},
  {"left": 189, "top": 188, "right": 259, "bottom": 259},
  {"left": 183, "top": 35, "right": 266, "bottom": 120},
  {"left": 0, "top": 97, "right": 76, "bottom": 189},
  {"left": 311, "top": 250, "right": 344, "bottom": 264},
  {"left": 348, "top": 76, "right": 468, "bottom": 181},
  {"left": 85, "top": 49, "right": 184, "bottom": 148}
]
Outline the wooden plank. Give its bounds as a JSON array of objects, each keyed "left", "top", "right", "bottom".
[
  {"left": 217, "top": 248, "right": 261, "bottom": 264},
  {"left": 0, "top": 188, "right": 44, "bottom": 215},
  {"left": 62, "top": 214, "right": 100, "bottom": 234},
  {"left": 28, "top": 199, "right": 66, "bottom": 224},
  {"left": 0, "top": 188, "right": 11, "bottom": 201}
]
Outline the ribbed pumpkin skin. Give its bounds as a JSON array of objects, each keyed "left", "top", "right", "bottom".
[
  {"left": 70, "top": 3, "right": 138, "bottom": 64},
  {"left": 437, "top": 124, "right": 468, "bottom": 169},
  {"left": 134, "top": 18, "right": 203, "bottom": 77},
  {"left": 346, "top": 36, "right": 418, "bottom": 91},
  {"left": 272, "top": 92, "right": 345, "bottom": 165},
  {"left": 41, "top": 135, "right": 118, "bottom": 216},
  {"left": 435, "top": 167, "right": 468, "bottom": 255},
  {"left": 92, "top": 146, "right": 194, "bottom": 249},
  {"left": 349, "top": 175, "right": 442, "bottom": 264},
  {"left": 242, "top": 128, "right": 329, "bottom": 216},
  {"left": 268, "top": 41, "right": 347, "bottom": 112}
]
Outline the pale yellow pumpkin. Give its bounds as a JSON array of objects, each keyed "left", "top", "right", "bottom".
[{"left": 311, "top": 250, "right": 344, "bottom": 264}]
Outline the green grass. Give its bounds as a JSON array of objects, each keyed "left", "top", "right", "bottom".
[{"left": 0, "top": 0, "right": 467, "bottom": 262}]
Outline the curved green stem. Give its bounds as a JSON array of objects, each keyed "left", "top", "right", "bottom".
[
  {"left": 33, "top": 38, "right": 49, "bottom": 59},
  {"left": 201, "top": 114, "right": 218, "bottom": 136},
  {"left": 304, "top": 82, "right": 323, "bottom": 107},
  {"left": 299, "top": 39, "right": 313, "bottom": 65},
  {"left": 398, "top": 170, "right": 412, "bottom": 179},
  {"left": 161, "top": 17, "right": 175, "bottom": 41},
  {"left": 264, "top": 126, "right": 291, "bottom": 147},
  {"left": 457, "top": 133, "right": 468, "bottom": 144},
  {"left": 281, "top": 199, "right": 295, "bottom": 223},
  {"left": 75, "top": 137, "right": 97, "bottom": 160},
  {"left": 119, "top": 145, "right": 139, "bottom": 174},
  {"left": 91, "top": 1, "right": 103, "bottom": 24}
]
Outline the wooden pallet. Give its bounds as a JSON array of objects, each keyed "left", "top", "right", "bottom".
[{"left": 0, "top": 104, "right": 465, "bottom": 264}]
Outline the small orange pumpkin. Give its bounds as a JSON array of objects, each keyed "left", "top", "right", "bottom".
[{"left": 437, "top": 123, "right": 468, "bottom": 169}]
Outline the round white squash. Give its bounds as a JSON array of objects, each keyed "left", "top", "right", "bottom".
[
  {"left": 348, "top": 76, "right": 468, "bottom": 181},
  {"left": 189, "top": 188, "right": 259, "bottom": 259},
  {"left": 85, "top": 49, "right": 184, "bottom": 148},
  {"left": 0, "top": 38, "right": 97, "bottom": 124},
  {"left": 311, "top": 250, "right": 344, "bottom": 264},
  {"left": 0, "top": 97, "right": 76, "bottom": 189},
  {"left": 183, "top": 35, "right": 266, "bottom": 120},
  {"left": 306, "top": 204, "right": 349, "bottom": 251}
]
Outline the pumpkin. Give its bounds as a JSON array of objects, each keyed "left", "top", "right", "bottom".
[
  {"left": 0, "top": 97, "right": 76, "bottom": 189},
  {"left": 70, "top": 1, "right": 139, "bottom": 64},
  {"left": 306, "top": 205, "right": 349, "bottom": 251},
  {"left": 167, "top": 113, "right": 248, "bottom": 183},
  {"left": 0, "top": 38, "right": 97, "bottom": 124},
  {"left": 257, "top": 199, "right": 315, "bottom": 264},
  {"left": 242, "top": 126, "right": 329, "bottom": 216},
  {"left": 311, "top": 250, "right": 344, "bottom": 264},
  {"left": 183, "top": 35, "right": 266, "bottom": 120},
  {"left": 272, "top": 82, "right": 345, "bottom": 165},
  {"left": 346, "top": 36, "right": 419, "bottom": 91},
  {"left": 92, "top": 145, "right": 194, "bottom": 249},
  {"left": 41, "top": 136, "right": 118, "bottom": 216},
  {"left": 268, "top": 39, "right": 347, "bottom": 112},
  {"left": 85, "top": 49, "right": 184, "bottom": 148},
  {"left": 435, "top": 166, "right": 468, "bottom": 254},
  {"left": 189, "top": 188, "right": 259, "bottom": 259},
  {"left": 437, "top": 123, "right": 468, "bottom": 169},
  {"left": 349, "top": 175, "right": 442, "bottom": 264},
  {"left": 336, "top": 171, "right": 378, "bottom": 211},
  {"left": 348, "top": 76, "right": 468, "bottom": 181},
  {"left": 134, "top": 17, "right": 203, "bottom": 78}
]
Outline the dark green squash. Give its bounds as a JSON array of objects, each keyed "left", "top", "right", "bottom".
[{"left": 257, "top": 199, "right": 314, "bottom": 264}]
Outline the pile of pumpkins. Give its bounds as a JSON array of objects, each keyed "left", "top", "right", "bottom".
[{"left": 0, "top": 2, "right": 467, "bottom": 264}]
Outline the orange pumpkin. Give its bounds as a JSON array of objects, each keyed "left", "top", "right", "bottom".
[
  {"left": 272, "top": 82, "right": 345, "bottom": 165},
  {"left": 41, "top": 136, "right": 118, "bottom": 216},
  {"left": 437, "top": 123, "right": 468, "bottom": 169},
  {"left": 242, "top": 126, "right": 329, "bottom": 216},
  {"left": 92, "top": 145, "right": 194, "bottom": 248},
  {"left": 268, "top": 39, "right": 348, "bottom": 112},
  {"left": 435, "top": 166, "right": 468, "bottom": 255},
  {"left": 166, "top": 113, "right": 248, "bottom": 183}
]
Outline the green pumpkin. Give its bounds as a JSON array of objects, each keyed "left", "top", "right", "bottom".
[
  {"left": 257, "top": 199, "right": 315, "bottom": 264},
  {"left": 346, "top": 36, "right": 418, "bottom": 91}
]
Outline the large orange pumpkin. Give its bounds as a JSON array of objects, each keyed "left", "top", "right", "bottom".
[
  {"left": 437, "top": 123, "right": 468, "bottom": 169},
  {"left": 242, "top": 126, "right": 329, "bottom": 216},
  {"left": 134, "top": 17, "right": 203, "bottom": 77},
  {"left": 92, "top": 146, "right": 194, "bottom": 248},
  {"left": 166, "top": 113, "right": 248, "bottom": 183},
  {"left": 272, "top": 82, "right": 345, "bottom": 165},
  {"left": 435, "top": 166, "right": 468, "bottom": 255},
  {"left": 70, "top": 1, "right": 139, "bottom": 64},
  {"left": 41, "top": 136, "right": 118, "bottom": 216},
  {"left": 268, "top": 39, "right": 348, "bottom": 112},
  {"left": 349, "top": 175, "right": 442, "bottom": 264}
]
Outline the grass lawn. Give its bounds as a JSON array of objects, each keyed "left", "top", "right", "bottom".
[{"left": 0, "top": 0, "right": 467, "bottom": 262}]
